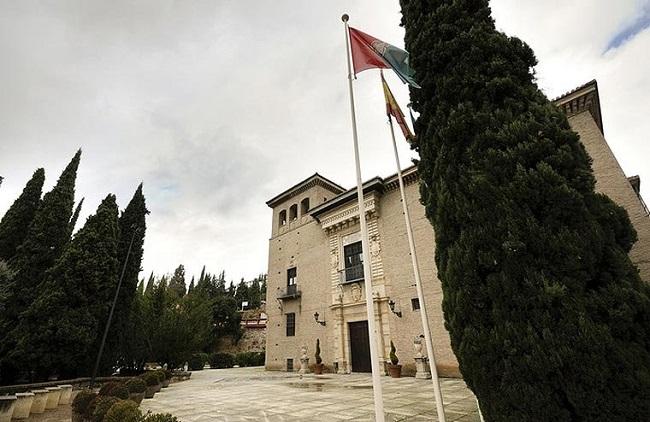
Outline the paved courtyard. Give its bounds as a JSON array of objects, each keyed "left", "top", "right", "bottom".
[{"left": 142, "top": 367, "right": 481, "bottom": 421}]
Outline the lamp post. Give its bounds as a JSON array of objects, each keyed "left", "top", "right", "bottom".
[{"left": 90, "top": 225, "right": 141, "bottom": 388}]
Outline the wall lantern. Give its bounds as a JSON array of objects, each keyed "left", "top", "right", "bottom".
[
  {"left": 388, "top": 299, "right": 402, "bottom": 318},
  {"left": 313, "top": 312, "right": 326, "bottom": 326}
]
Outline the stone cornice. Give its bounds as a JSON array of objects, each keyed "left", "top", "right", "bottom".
[
  {"left": 266, "top": 173, "right": 345, "bottom": 208},
  {"left": 319, "top": 193, "right": 379, "bottom": 233},
  {"left": 553, "top": 79, "right": 604, "bottom": 135},
  {"left": 383, "top": 166, "right": 418, "bottom": 192}
]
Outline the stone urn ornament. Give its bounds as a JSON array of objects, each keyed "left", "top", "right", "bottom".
[
  {"left": 414, "top": 335, "right": 432, "bottom": 379},
  {"left": 299, "top": 345, "right": 310, "bottom": 374},
  {"left": 388, "top": 340, "right": 402, "bottom": 378},
  {"left": 413, "top": 335, "right": 424, "bottom": 358}
]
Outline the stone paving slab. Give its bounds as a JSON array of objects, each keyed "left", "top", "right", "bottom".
[{"left": 141, "top": 367, "right": 481, "bottom": 421}]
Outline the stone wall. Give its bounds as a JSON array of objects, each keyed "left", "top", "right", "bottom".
[
  {"left": 568, "top": 111, "right": 650, "bottom": 281},
  {"left": 216, "top": 327, "right": 266, "bottom": 354}
]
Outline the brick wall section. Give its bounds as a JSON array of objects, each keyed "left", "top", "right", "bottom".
[
  {"left": 568, "top": 111, "right": 650, "bottom": 281},
  {"left": 378, "top": 180, "right": 460, "bottom": 377},
  {"left": 266, "top": 187, "right": 334, "bottom": 371}
]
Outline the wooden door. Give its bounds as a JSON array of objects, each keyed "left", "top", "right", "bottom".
[{"left": 349, "top": 320, "right": 371, "bottom": 373}]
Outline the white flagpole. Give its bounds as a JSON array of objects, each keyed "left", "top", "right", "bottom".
[
  {"left": 342, "top": 14, "right": 385, "bottom": 422},
  {"left": 383, "top": 72, "right": 446, "bottom": 422}
]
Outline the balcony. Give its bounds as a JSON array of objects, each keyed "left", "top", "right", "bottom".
[
  {"left": 339, "top": 264, "right": 364, "bottom": 284},
  {"left": 277, "top": 284, "right": 301, "bottom": 300}
]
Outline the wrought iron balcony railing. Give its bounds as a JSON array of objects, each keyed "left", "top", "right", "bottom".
[{"left": 277, "top": 284, "right": 301, "bottom": 300}]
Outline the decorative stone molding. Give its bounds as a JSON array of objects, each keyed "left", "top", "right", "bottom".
[
  {"left": 319, "top": 194, "right": 379, "bottom": 233},
  {"left": 350, "top": 283, "right": 363, "bottom": 302},
  {"left": 383, "top": 166, "right": 419, "bottom": 192}
]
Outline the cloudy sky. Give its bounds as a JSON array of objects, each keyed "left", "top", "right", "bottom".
[{"left": 1, "top": 1, "right": 649, "bottom": 283}]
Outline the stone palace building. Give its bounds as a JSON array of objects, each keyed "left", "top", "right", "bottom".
[{"left": 264, "top": 80, "right": 650, "bottom": 377}]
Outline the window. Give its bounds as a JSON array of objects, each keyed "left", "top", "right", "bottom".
[
  {"left": 279, "top": 210, "right": 287, "bottom": 227},
  {"left": 300, "top": 197, "right": 310, "bottom": 215},
  {"left": 286, "top": 313, "right": 296, "bottom": 336},
  {"left": 411, "top": 298, "right": 421, "bottom": 311},
  {"left": 289, "top": 204, "right": 298, "bottom": 221},
  {"left": 286, "top": 267, "right": 297, "bottom": 295},
  {"left": 344, "top": 241, "right": 364, "bottom": 282},
  {"left": 286, "top": 358, "right": 294, "bottom": 372}
]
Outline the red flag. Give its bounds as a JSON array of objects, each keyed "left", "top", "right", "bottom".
[
  {"left": 348, "top": 27, "right": 420, "bottom": 88},
  {"left": 349, "top": 27, "right": 390, "bottom": 74}
]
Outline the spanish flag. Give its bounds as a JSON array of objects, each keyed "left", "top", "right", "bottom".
[{"left": 381, "top": 72, "right": 414, "bottom": 142}]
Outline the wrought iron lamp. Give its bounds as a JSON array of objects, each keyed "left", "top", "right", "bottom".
[
  {"left": 313, "top": 312, "right": 326, "bottom": 326},
  {"left": 388, "top": 299, "right": 402, "bottom": 318}
]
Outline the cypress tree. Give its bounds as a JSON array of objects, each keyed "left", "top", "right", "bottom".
[
  {"left": 0, "top": 168, "right": 45, "bottom": 261},
  {"left": 104, "top": 184, "right": 148, "bottom": 369},
  {"left": 145, "top": 272, "right": 155, "bottom": 294},
  {"left": 400, "top": 2, "right": 650, "bottom": 420},
  {"left": 188, "top": 276, "right": 195, "bottom": 294},
  {"left": 10, "top": 150, "right": 81, "bottom": 309},
  {"left": 0, "top": 260, "right": 15, "bottom": 313},
  {"left": 168, "top": 264, "right": 187, "bottom": 298},
  {"left": 8, "top": 194, "right": 119, "bottom": 379},
  {"left": 68, "top": 197, "right": 84, "bottom": 237}
]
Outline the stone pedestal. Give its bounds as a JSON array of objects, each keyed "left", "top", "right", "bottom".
[
  {"left": 58, "top": 385, "right": 73, "bottom": 405},
  {"left": 415, "top": 357, "right": 432, "bottom": 379},
  {"left": 299, "top": 357, "right": 310, "bottom": 374},
  {"left": 30, "top": 390, "right": 48, "bottom": 414},
  {"left": 12, "top": 393, "right": 34, "bottom": 419},
  {"left": 44, "top": 387, "right": 61, "bottom": 409},
  {"left": 0, "top": 395, "right": 16, "bottom": 422}
]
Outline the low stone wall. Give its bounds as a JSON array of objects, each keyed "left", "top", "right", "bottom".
[
  {"left": 0, "top": 372, "right": 192, "bottom": 395},
  {"left": 216, "top": 327, "right": 266, "bottom": 354}
]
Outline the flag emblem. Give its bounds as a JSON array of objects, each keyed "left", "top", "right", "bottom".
[{"left": 349, "top": 27, "right": 420, "bottom": 88}]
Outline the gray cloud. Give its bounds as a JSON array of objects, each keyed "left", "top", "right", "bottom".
[{"left": 1, "top": 1, "right": 648, "bottom": 281}]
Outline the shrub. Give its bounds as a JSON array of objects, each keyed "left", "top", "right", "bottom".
[
  {"left": 84, "top": 396, "right": 101, "bottom": 419},
  {"left": 164, "top": 369, "right": 173, "bottom": 380},
  {"left": 234, "top": 351, "right": 265, "bottom": 367},
  {"left": 71, "top": 390, "right": 96, "bottom": 415},
  {"left": 154, "top": 370, "right": 166, "bottom": 383},
  {"left": 125, "top": 377, "right": 146, "bottom": 394},
  {"left": 98, "top": 381, "right": 123, "bottom": 396},
  {"left": 188, "top": 353, "right": 206, "bottom": 371},
  {"left": 107, "top": 384, "right": 129, "bottom": 400},
  {"left": 90, "top": 396, "right": 119, "bottom": 422},
  {"left": 315, "top": 339, "right": 322, "bottom": 365},
  {"left": 142, "top": 412, "right": 180, "bottom": 422},
  {"left": 389, "top": 341, "right": 398, "bottom": 365},
  {"left": 103, "top": 400, "right": 142, "bottom": 422},
  {"left": 140, "top": 371, "right": 160, "bottom": 387},
  {"left": 208, "top": 352, "right": 235, "bottom": 369}
]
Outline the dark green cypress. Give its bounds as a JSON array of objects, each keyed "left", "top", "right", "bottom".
[
  {"left": 187, "top": 276, "right": 195, "bottom": 295},
  {"left": 104, "top": 184, "right": 148, "bottom": 371},
  {"left": 68, "top": 197, "right": 84, "bottom": 237},
  {"left": 11, "top": 150, "right": 81, "bottom": 307},
  {"left": 145, "top": 272, "right": 155, "bottom": 294},
  {"left": 400, "top": 1, "right": 650, "bottom": 421},
  {"left": 9, "top": 194, "right": 119, "bottom": 379},
  {"left": 168, "top": 264, "right": 187, "bottom": 298},
  {"left": 0, "top": 168, "right": 45, "bottom": 261}
]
